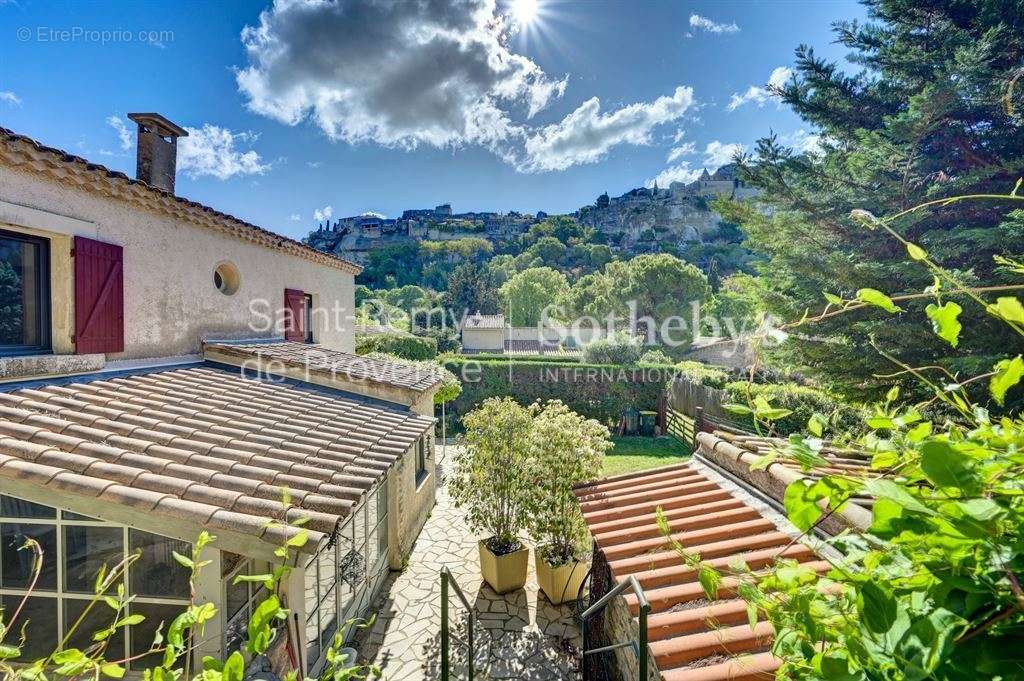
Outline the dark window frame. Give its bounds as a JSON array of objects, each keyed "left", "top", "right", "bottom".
[
  {"left": 304, "top": 293, "right": 315, "bottom": 344},
  {"left": 414, "top": 435, "right": 427, "bottom": 483},
  {"left": 0, "top": 228, "right": 51, "bottom": 357}
]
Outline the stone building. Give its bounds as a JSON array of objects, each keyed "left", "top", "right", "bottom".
[{"left": 0, "top": 114, "right": 441, "bottom": 676}]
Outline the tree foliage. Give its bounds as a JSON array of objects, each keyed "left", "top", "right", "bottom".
[
  {"left": 721, "top": 0, "right": 1024, "bottom": 404},
  {"left": 499, "top": 266, "right": 569, "bottom": 327}
]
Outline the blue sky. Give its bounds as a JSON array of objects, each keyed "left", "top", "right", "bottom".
[{"left": 0, "top": 0, "right": 866, "bottom": 240}]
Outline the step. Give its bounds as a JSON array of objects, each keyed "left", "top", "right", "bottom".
[
  {"left": 580, "top": 477, "right": 715, "bottom": 513},
  {"left": 576, "top": 463, "right": 696, "bottom": 495},
  {"left": 660, "top": 652, "right": 781, "bottom": 681},
  {"left": 594, "top": 504, "right": 760, "bottom": 546},
  {"left": 645, "top": 598, "right": 753, "bottom": 642},
  {"left": 626, "top": 560, "right": 831, "bottom": 614},
  {"left": 587, "top": 496, "right": 747, "bottom": 536},
  {"left": 629, "top": 544, "right": 816, "bottom": 596},
  {"left": 610, "top": 532, "right": 791, "bottom": 576},
  {"left": 650, "top": 620, "right": 774, "bottom": 670},
  {"left": 582, "top": 487, "right": 736, "bottom": 527},
  {"left": 601, "top": 518, "right": 777, "bottom": 562}
]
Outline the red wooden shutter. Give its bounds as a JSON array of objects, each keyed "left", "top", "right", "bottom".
[
  {"left": 284, "top": 288, "right": 305, "bottom": 342},
  {"left": 74, "top": 236, "right": 124, "bottom": 354}
]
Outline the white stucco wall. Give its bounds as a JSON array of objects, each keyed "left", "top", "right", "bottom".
[
  {"left": 461, "top": 326, "right": 505, "bottom": 351},
  {"left": 0, "top": 167, "right": 356, "bottom": 360}
]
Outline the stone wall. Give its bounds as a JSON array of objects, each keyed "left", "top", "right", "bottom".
[{"left": 388, "top": 430, "right": 437, "bottom": 569}]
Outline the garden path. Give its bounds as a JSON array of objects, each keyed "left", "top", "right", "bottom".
[{"left": 353, "top": 444, "right": 582, "bottom": 680}]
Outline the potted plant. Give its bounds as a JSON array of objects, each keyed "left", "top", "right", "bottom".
[
  {"left": 448, "top": 397, "right": 534, "bottom": 594},
  {"left": 526, "top": 400, "right": 612, "bottom": 605}
]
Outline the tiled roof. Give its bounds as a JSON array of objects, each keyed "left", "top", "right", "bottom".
[
  {"left": 204, "top": 342, "right": 444, "bottom": 395},
  {"left": 576, "top": 462, "right": 828, "bottom": 681},
  {"left": 0, "top": 365, "right": 433, "bottom": 559},
  {"left": 463, "top": 314, "right": 506, "bottom": 329},
  {"left": 0, "top": 127, "right": 360, "bottom": 275}
]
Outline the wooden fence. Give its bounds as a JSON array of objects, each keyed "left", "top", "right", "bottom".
[{"left": 663, "top": 376, "right": 753, "bottom": 449}]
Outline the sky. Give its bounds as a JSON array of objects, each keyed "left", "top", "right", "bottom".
[{"left": 0, "top": 0, "right": 867, "bottom": 240}]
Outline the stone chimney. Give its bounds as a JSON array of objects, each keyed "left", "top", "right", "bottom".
[{"left": 127, "top": 113, "right": 188, "bottom": 194}]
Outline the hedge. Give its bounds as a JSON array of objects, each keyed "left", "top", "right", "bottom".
[
  {"left": 722, "top": 380, "right": 863, "bottom": 436},
  {"left": 674, "top": 360, "right": 732, "bottom": 389},
  {"left": 355, "top": 333, "right": 438, "bottom": 360},
  {"left": 452, "top": 352, "right": 582, "bottom": 364},
  {"left": 442, "top": 357, "right": 671, "bottom": 430}
]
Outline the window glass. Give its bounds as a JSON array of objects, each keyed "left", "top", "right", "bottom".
[
  {"left": 64, "top": 525, "right": 124, "bottom": 593},
  {"left": 129, "top": 530, "right": 191, "bottom": 598},
  {"left": 336, "top": 520, "right": 354, "bottom": 617},
  {"left": 64, "top": 597, "right": 126, "bottom": 656},
  {"left": 1, "top": 595, "right": 56, "bottom": 661},
  {"left": 304, "top": 553, "right": 320, "bottom": 622},
  {"left": 129, "top": 602, "right": 187, "bottom": 669},
  {"left": 0, "top": 496, "right": 55, "bottom": 519},
  {"left": 1, "top": 523, "right": 57, "bottom": 590},
  {"left": 62, "top": 510, "right": 101, "bottom": 521},
  {"left": 319, "top": 586, "right": 337, "bottom": 648},
  {"left": 0, "top": 231, "right": 48, "bottom": 351}
]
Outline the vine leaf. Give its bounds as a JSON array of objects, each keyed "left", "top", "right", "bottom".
[
  {"left": 857, "top": 288, "right": 901, "bottom": 313},
  {"left": 990, "top": 355, "right": 1024, "bottom": 406},
  {"left": 906, "top": 242, "right": 928, "bottom": 261},
  {"left": 925, "top": 301, "right": 963, "bottom": 347},
  {"left": 986, "top": 296, "right": 1024, "bottom": 324},
  {"left": 919, "top": 441, "right": 976, "bottom": 489}
]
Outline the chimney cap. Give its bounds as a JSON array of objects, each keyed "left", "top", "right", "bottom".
[{"left": 127, "top": 113, "right": 188, "bottom": 138}]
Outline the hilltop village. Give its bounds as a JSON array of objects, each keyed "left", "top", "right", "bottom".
[{"left": 305, "top": 164, "right": 757, "bottom": 265}]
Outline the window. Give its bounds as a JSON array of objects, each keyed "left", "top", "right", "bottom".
[
  {"left": 304, "top": 293, "right": 315, "bottom": 343},
  {"left": 0, "top": 229, "right": 50, "bottom": 356},
  {"left": 415, "top": 435, "right": 428, "bottom": 482},
  {"left": 224, "top": 558, "right": 269, "bottom": 654},
  {"left": 0, "top": 495, "right": 191, "bottom": 670},
  {"left": 213, "top": 261, "right": 240, "bottom": 296},
  {"left": 303, "top": 481, "right": 390, "bottom": 675}
]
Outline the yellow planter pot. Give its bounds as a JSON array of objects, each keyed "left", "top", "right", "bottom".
[
  {"left": 478, "top": 540, "right": 529, "bottom": 594},
  {"left": 535, "top": 554, "right": 590, "bottom": 605}
]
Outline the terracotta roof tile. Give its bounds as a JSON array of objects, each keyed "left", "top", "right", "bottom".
[
  {"left": 576, "top": 463, "right": 826, "bottom": 680},
  {"left": 0, "top": 126, "right": 360, "bottom": 275},
  {"left": 0, "top": 365, "right": 433, "bottom": 558}
]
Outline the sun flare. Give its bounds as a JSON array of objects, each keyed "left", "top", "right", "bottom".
[{"left": 510, "top": 0, "right": 539, "bottom": 27}]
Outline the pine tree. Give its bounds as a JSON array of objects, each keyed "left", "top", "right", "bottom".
[{"left": 723, "top": 0, "right": 1024, "bottom": 403}]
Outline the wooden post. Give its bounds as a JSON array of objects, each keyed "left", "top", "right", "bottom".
[{"left": 693, "top": 406, "right": 704, "bottom": 451}]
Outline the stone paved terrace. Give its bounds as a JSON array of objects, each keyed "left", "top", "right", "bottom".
[{"left": 353, "top": 444, "right": 583, "bottom": 680}]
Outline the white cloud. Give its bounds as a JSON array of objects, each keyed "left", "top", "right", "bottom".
[
  {"left": 0, "top": 91, "right": 21, "bottom": 106},
  {"left": 177, "top": 124, "right": 271, "bottom": 180},
  {"left": 780, "top": 128, "right": 824, "bottom": 155},
  {"left": 689, "top": 14, "right": 739, "bottom": 35},
  {"left": 313, "top": 206, "right": 333, "bottom": 222},
  {"left": 726, "top": 66, "right": 792, "bottom": 111},
  {"left": 236, "top": 0, "right": 566, "bottom": 154},
  {"left": 289, "top": 213, "right": 302, "bottom": 221},
  {"left": 648, "top": 161, "right": 702, "bottom": 188},
  {"left": 667, "top": 141, "right": 696, "bottom": 163},
  {"left": 306, "top": 160, "right": 322, "bottom": 169},
  {"left": 702, "top": 140, "right": 745, "bottom": 169},
  {"left": 521, "top": 86, "right": 694, "bottom": 172},
  {"left": 106, "top": 116, "right": 133, "bottom": 151}
]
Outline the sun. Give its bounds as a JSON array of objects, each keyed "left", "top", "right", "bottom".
[{"left": 510, "top": 0, "right": 539, "bottom": 27}]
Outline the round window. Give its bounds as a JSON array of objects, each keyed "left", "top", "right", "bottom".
[{"left": 214, "top": 261, "right": 240, "bottom": 296}]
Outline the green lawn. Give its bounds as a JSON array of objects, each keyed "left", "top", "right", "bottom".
[{"left": 601, "top": 436, "right": 691, "bottom": 478}]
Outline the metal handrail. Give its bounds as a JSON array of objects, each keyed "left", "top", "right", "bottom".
[
  {"left": 440, "top": 566, "right": 474, "bottom": 681},
  {"left": 580, "top": 574, "right": 650, "bottom": 681}
]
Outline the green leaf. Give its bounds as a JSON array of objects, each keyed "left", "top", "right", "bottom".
[
  {"left": 986, "top": 296, "right": 1024, "bottom": 324},
  {"left": 906, "top": 242, "right": 927, "bottom": 260},
  {"left": 906, "top": 421, "right": 932, "bottom": 442},
  {"left": 856, "top": 288, "right": 901, "bottom": 313},
  {"left": 171, "top": 551, "right": 194, "bottom": 569},
  {"left": 990, "top": 356, "right": 1024, "bottom": 406},
  {"left": 222, "top": 652, "right": 245, "bottom": 681},
  {"left": 919, "top": 441, "right": 976, "bottom": 489},
  {"left": 862, "top": 479, "right": 934, "bottom": 515},
  {"left": 858, "top": 581, "right": 897, "bottom": 634},
  {"left": 784, "top": 480, "right": 823, "bottom": 532},
  {"left": 823, "top": 292, "right": 844, "bottom": 306},
  {"left": 697, "top": 564, "right": 721, "bottom": 600},
  {"left": 954, "top": 498, "right": 1003, "bottom": 522},
  {"left": 807, "top": 413, "right": 826, "bottom": 437},
  {"left": 100, "top": 663, "right": 126, "bottom": 679},
  {"left": 114, "top": 614, "right": 145, "bottom": 627},
  {"left": 0, "top": 644, "right": 20, "bottom": 660},
  {"left": 925, "top": 301, "right": 963, "bottom": 348}
]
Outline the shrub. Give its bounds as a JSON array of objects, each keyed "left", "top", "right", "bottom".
[
  {"left": 355, "top": 333, "right": 437, "bottom": 360},
  {"left": 639, "top": 349, "right": 674, "bottom": 366},
  {"left": 674, "top": 360, "right": 732, "bottom": 389},
  {"left": 525, "top": 401, "right": 612, "bottom": 566},
  {"left": 582, "top": 332, "right": 643, "bottom": 365},
  {"left": 723, "top": 380, "right": 862, "bottom": 435},
  {"left": 443, "top": 357, "right": 667, "bottom": 430},
  {"left": 448, "top": 397, "right": 534, "bottom": 554}
]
